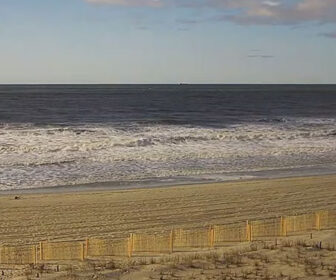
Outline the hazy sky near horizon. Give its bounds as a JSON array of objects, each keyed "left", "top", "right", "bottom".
[{"left": 0, "top": 0, "right": 336, "bottom": 84}]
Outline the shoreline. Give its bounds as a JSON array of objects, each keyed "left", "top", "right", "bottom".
[{"left": 2, "top": 163, "right": 336, "bottom": 195}]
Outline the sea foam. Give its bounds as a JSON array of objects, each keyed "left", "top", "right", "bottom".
[{"left": 1, "top": 117, "right": 336, "bottom": 190}]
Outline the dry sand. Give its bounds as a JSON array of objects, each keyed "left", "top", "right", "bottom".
[
  {"left": 0, "top": 175, "right": 336, "bottom": 245},
  {"left": 2, "top": 229, "right": 336, "bottom": 279}
]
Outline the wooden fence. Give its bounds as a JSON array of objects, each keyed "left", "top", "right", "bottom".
[{"left": 0, "top": 210, "right": 335, "bottom": 264}]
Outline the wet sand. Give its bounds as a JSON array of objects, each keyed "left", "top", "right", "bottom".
[{"left": 0, "top": 175, "right": 336, "bottom": 245}]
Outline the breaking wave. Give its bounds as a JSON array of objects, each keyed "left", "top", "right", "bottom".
[{"left": 1, "top": 117, "right": 336, "bottom": 190}]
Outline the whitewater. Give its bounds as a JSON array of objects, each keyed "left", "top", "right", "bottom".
[{"left": 1, "top": 117, "right": 336, "bottom": 191}]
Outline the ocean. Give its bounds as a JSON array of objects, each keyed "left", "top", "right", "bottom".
[{"left": 1, "top": 84, "right": 336, "bottom": 191}]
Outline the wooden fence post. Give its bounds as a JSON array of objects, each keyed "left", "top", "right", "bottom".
[
  {"left": 128, "top": 234, "right": 134, "bottom": 258},
  {"left": 246, "top": 221, "right": 249, "bottom": 241},
  {"left": 284, "top": 217, "right": 287, "bottom": 236},
  {"left": 281, "top": 216, "right": 287, "bottom": 236},
  {"left": 315, "top": 212, "right": 321, "bottom": 231},
  {"left": 246, "top": 221, "right": 252, "bottom": 242},
  {"left": 246, "top": 220, "right": 251, "bottom": 241},
  {"left": 250, "top": 223, "right": 253, "bottom": 242},
  {"left": 39, "top": 242, "right": 43, "bottom": 261},
  {"left": 208, "top": 226, "right": 214, "bottom": 248},
  {"left": 35, "top": 245, "right": 38, "bottom": 264},
  {"left": 85, "top": 238, "right": 89, "bottom": 258},
  {"left": 169, "top": 229, "right": 174, "bottom": 254},
  {"left": 33, "top": 245, "right": 37, "bottom": 265},
  {"left": 210, "top": 226, "right": 215, "bottom": 248}
]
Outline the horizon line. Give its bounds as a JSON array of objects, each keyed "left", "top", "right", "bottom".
[{"left": 0, "top": 83, "right": 336, "bottom": 86}]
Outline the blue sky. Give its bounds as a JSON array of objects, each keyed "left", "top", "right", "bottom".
[{"left": 0, "top": 0, "right": 335, "bottom": 84}]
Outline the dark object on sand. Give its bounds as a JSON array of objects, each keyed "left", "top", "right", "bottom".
[{"left": 14, "top": 196, "right": 20, "bottom": 200}]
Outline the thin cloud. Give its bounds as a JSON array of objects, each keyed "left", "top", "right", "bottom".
[
  {"left": 176, "top": 19, "right": 203, "bottom": 24},
  {"left": 209, "top": 0, "right": 336, "bottom": 25},
  {"left": 85, "top": 0, "right": 163, "bottom": 7},
  {"left": 247, "top": 49, "right": 274, "bottom": 58},
  {"left": 263, "top": 1, "right": 281, "bottom": 7},
  {"left": 248, "top": 55, "right": 274, "bottom": 58},
  {"left": 319, "top": 31, "right": 336, "bottom": 39},
  {"left": 85, "top": 0, "right": 336, "bottom": 26},
  {"left": 177, "top": 27, "right": 190, "bottom": 31}
]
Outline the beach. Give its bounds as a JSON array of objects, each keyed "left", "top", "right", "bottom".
[
  {"left": 1, "top": 175, "right": 336, "bottom": 246},
  {"left": 1, "top": 2, "right": 336, "bottom": 276}
]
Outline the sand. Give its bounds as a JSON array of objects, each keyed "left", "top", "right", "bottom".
[
  {"left": 0, "top": 175, "right": 336, "bottom": 246},
  {"left": 2, "top": 229, "right": 336, "bottom": 279}
]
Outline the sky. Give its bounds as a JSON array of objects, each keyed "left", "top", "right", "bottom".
[{"left": 0, "top": 0, "right": 335, "bottom": 84}]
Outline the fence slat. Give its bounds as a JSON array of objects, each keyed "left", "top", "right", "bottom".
[
  {"left": 0, "top": 245, "right": 35, "bottom": 264},
  {"left": 87, "top": 237, "right": 128, "bottom": 257}
]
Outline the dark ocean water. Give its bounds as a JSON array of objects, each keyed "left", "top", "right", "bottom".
[
  {"left": 1, "top": 84, "right": 336, "bottom": 191},
  {"left": 1, "top": 84, "right": 336, "bottom": 126}
]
